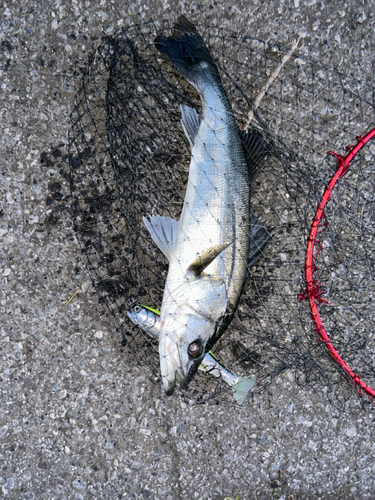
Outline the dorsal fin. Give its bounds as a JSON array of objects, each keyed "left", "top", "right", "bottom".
[{"left": 240, "top": 128, "right": 269, "bottom": 186}]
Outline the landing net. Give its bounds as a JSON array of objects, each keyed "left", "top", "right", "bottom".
[{"left": 69, "top": 20, "right": 375, "bottom": 408}]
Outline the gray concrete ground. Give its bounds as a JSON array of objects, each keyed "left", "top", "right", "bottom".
[{"left": 1, "top": 1, "right": 375, "bottom": 499}]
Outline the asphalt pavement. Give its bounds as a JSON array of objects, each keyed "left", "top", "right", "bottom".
[{"left": 1, "top": 1, "right": 375, "bottom": 499}]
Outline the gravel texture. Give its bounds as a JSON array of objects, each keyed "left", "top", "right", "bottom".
[{"left": 1, "top": 1, "right": 375, "bottom": 499}]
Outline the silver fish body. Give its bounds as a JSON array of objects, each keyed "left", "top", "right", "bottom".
[
  {"left": 127, "top": 304, "right": 255, "bottom": 405},
  {"left": 146, "top": 16, "right": 258, "bottom": 394}
]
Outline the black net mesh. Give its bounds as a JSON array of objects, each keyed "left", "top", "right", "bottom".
[{"left": 69, "top": 20, "right": 375, "bottom": 408}]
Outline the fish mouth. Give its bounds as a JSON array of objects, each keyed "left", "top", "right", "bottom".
[{"left": 159, "top": 336, "right": 187, "bottom": 395}]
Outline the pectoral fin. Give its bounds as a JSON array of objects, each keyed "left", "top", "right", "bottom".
[
  {"left": 188, "top": 242, "right": 231, "bottom": 276},
  {"left": 143, "top": 215, "right": 179, "bottom": 261}
]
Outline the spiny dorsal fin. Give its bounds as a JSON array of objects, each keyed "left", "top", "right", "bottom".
[
  {"left": 143, "top": 215, "right": 179, "bottom": 261},
  {"left": 188, "top": 242, "right": 231, "bottom": 276},
  {"left": 180, "top": 104, "right": 200, "bottom": 149}
]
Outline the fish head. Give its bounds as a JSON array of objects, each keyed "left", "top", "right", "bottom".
[
  {"left": 159, "top": 308, "right": 219, "bottom": 395},
  {"left": 159, "top": 276, "right": 228, "bottom": 395}
]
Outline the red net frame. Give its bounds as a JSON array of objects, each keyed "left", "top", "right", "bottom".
[{"left": 299, "top": 127, "right": 375, "bottom": 402}]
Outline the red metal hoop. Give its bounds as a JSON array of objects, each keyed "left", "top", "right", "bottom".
[{"left": 298, "top": 127, "right": 375, "bottom": 400}]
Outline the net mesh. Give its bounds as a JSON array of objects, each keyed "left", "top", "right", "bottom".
[{"left": 68, "top": 20, "right": 375, "bottom": 408}]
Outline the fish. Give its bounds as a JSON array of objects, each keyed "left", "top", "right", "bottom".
[
  {"left": 127, "top": 303, "right": 256, "bottom": 405},
  {"left": 144, "top": 16, "right": 271, "bottom": 394}
]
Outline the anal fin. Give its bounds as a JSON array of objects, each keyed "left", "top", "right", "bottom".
[{"left": 180, "top": 104, "right": 200, "bottom": 149}]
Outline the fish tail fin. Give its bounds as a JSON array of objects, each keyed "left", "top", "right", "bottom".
[
  {"left": 231, "top": 376, "right": 256, "bottom": 405},
  {"left": 154, "top": 16, "right": 218, "bottom": 85}
]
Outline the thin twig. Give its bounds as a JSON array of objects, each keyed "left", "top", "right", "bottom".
[
  {"left": 253, "top": 486, "right": 262, "bottom": 499},
  {"left": 93, "top": 47, "right": 99, "bottom": 67},
  {"left": 242, "top": 36, "right": 302, "bottom": 130},
  {"left": 65, "top": 288, "right": 80, "bottom": 306},
  {"left": 337, "top": 487, "right": 351, "bottom": 499}
]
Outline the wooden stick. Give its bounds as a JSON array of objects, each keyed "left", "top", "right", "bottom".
[
  {"left": 242, "top": 36, "right": 302, "bottom": 131},
  {"left": 65, "top": 288, "right": 80, "bottom": 305}
]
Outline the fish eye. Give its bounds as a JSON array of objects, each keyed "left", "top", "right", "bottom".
[
  {"left": 134, "top": 305, "right": 141, "bottom": 313},
  {"left": 188, "top": 340, "right": 203, "bottom": 358}
]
